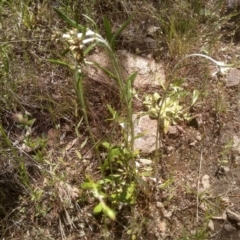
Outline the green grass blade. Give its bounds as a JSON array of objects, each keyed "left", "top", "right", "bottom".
[
  {"left": 126, "top": 71, "right": 137, "bottom": 101},
  {"left": 111, "top": 17, "right": 132, "bottom": 49},
  {"left": 47, "top": 59, "right": 74, "bottom": 70},
  {"left": 54, "top": 8, "right": 84, "bottom": 31},
  {"left": 82, "top": 14, "right": 98, "bottom": 30},
  {"left": 92, "top": 61, "right": 117, "bottom": 80},
  {"left": 126, "top": 71, "right": 137, "bottom": 85},
  {"left": 61, "top": 48, "right": 71, "bottom": 56},
  {"left": 84, "top": 43, "right": 96, "bottom": 55},
  {"left": 103, "top": 17, "right": 112, "bottom": 44}
]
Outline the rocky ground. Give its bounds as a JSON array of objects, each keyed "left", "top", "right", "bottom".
[{"left": 1, "top": 1, "right": 240, "bottom": 239}]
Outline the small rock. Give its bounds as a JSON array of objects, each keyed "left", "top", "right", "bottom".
[
  {"left": 166, "top": 146, "right": 175, "bottom": 152},
  {"left": 133, "top": 114, "right": 158, "bottom": 154},
  {"left": 222, "top": 166, "right": 230, "bottom": 173},
  {"left": 145, "top": 37, "right": 157, "bottom": 49},
  {"left": 199, "top": 202, "right": 207, "bottom": 211},
  {"left": 223, "top": 211, "right": 228, "bottom": 220},
  {"left": 196, "top": 114, "right": 203, "bottom": 126},
  {"left": 189, "top": 140, "right": 197, "bottom": 146},
  {"left": 224, "top": 223, "right": 236, "bottom": 232},
  {"left": 226, "top": 209, "right": 240, "bottom": 224},
  {"left": 208, "top": 220, "right": 215, "bottom": 231},
  {"left": 168, "top": 125, "right": 178, "bottom": 136},
  {"left": 226, "top": 69, "right": 240, "bottom": 87},
  {"left": 201, "top": 174, "right": 210, "bottom": 190},
  {"left": 233, "top": 135, "right": 240, "bottom": 154},
  {"left": 158, "top": 221, "right": 167, "bottom": 233},
  {"left": 118, "top": 50, "right": 166, "bottom": 87},
  {"left": 163, "top": 210, "right": 172, "bottom": 219},
  {"left": 221, "top": 197, "right": 230, "bottom": 205},
  {"left": 146, "top": 25, "right": 160, "bottom": 36},
  {"left": 47, "top": 128, "right": 60, "bottom": 147},
  {"left": 196, "top": 133, "right": 202, "bottom": 141},
  {"left": 156, "top": 202, "right": 164, "bottom": 208}
]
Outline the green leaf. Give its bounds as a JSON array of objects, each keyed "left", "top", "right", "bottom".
[
  {"left": 134, "top": 132, "right": 147, "bottom": 140},
  {"left": 115, "top": 182, "right": 136, "bottom": 204},
  {"left": 125, "top": 182, "right": 135, "bottom": 201},
  {"left": 106, "top": 104, "right": 118, "bottom": 120},
  {"left": 61, "top": 48, "right": 71, "bottom": 56},
  {"left": 54, "top": 8, "right": 84, "bottom": 31},
  {"left": 81, "top": 178, "right": 99, "bottom": 189},
  {"left": 93, "top": 203, "right": 103, "bottom": 214},
  {"left": 81, "top": 182, "right": 94, "bottom": 189},
  {"left": 98, "top": 178, "right": 112, "bottom": 184},
  {"left": 163, "top": 119, "right": 170, "bottom": 133},
  {"left": 47, "top": 59, "right": 74, "bottom": 70},
  {"left": 27, "top": 118, "right": 36, "bottom": 126},
  {"left": 102, "top": 141, "right": 111, "bottom": 149},
  {"left": 92, "top": 61, "right": 117, "bottom": 80},
  {"left": 82, "top": 14, "right": 98, "bottom": 30},
  {"left": 111, "top": 17, "right": 132, "bottom": 50},
  {"left": 126, "top": 71, "right": 138, "bottom": 85},
  {"left": 153, "top": 92, "right": 161, "bottom": 102},
  {"left": 103, "top": 17, "right": 112, "bottom": 44},
  {"left": 109, "top": 147, "right": 122, "bottom": 159},
  {"left": 80, "top": 137, "right": 88, "bottom": 149},
  {"left": 84, "top": 43, "right": 96, "bottom": 55},
  {"left": 138, "top": 171, "right": 152, "bottom": 177},
  {"left": 75, "top": 150, "right": 82, "bottom": 160},
  {"left": 124, "top": 71, "right": 137, "bottom": 109},
  {"left": 93, "top": 201, "right": 116, "bottom": 220},
  {"left": 191, "top": 89, "right": 200, "bottom": 106},
  {"left": 110, "top": 193, "right": 117, "bottom": 200},
  {"left": 102, "top": 204, "right": 116, "bottom": 220}
]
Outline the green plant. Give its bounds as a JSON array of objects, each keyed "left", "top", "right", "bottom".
[
  {"left": 155, "top": 1, "right": 200, "bottom": 58},
  {"left": 0, "top": 123, "right": 30, "bottom": 187},
  {"left": 48, "top": 9, "right": 141, "bottom": 223},
  {"left": 12, "top": 113, "right": 47, "bottom": 163},
  {"left": 82, "top": 176, "right": 116, "bottom": 220},
  {"left": 3, "top": 0, "right": 36, "bottom": 32},
  {"left": 143, "top": 82, "right": 199, "bottom": 133},
  {"left": 178, "top": 228, "right": 208, "bottom": 240},
  {"left": 154, "top": 53, "right": 233, "bottom": 158},
  {"left": 0, "top": 42, "right": 15, "bottom": 111},
  {"left": 50, "top": 9, "right": 136, "bottom": 151},
  {"left": 218, "top": 139, "right": 233, "bottom": 165},
  {"left": 81, "top": 140, "right": 139, "bottom": 219}
]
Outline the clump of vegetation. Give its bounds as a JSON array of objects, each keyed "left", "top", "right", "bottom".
[{"left": 0, "top": 1, "right": 239, "bottom": 239}]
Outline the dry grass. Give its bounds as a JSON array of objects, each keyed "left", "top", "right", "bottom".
[{"left": 0, "top": 0, "right": 239, "bottom": 239}]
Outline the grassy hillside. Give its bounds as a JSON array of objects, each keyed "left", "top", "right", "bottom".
[{"left": 0, "top": 1, "right": 240, "bottom": 239}]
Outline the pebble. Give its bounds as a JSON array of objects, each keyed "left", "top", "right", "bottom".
[{"left": 224, "top": 223, "right": 236, "bottom": 232}]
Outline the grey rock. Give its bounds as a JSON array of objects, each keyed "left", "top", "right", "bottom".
[
  {"left": 133, "top": 114, "right": 158, "bottom": 153},
  {"left": 233, "top": 135, "right": 240, "bottom": 154},
  {"left": 118, "top": 50, "right": 166, "bottom": 87},
  {"left": 224, "top": 223, "right": 237, "bottom": 232},
  {"left": 226, "top": 69, "right": 240, "bottom": 87}
]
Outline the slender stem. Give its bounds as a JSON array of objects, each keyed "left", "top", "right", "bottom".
[
  {"left": 106, "top": 49, "right": 134, "bottom": 151},
  {"left": 74, "top": 64, "right": 102, "bottom": 167}
]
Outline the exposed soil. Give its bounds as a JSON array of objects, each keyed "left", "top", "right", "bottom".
[{"left": 158, "top": 71, "right": 240, "bottom": 239}]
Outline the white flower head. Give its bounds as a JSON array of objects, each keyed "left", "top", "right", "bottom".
[
  {"left": 62, "top": 33, "right": 71, "bottom": 39},
  {"left": 77, "top": 33, "right": 83, "bottom": 39}
]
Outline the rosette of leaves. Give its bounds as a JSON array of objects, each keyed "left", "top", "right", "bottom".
[{"left": 143, "top": 85, "right": 192, "bottom": 133}]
